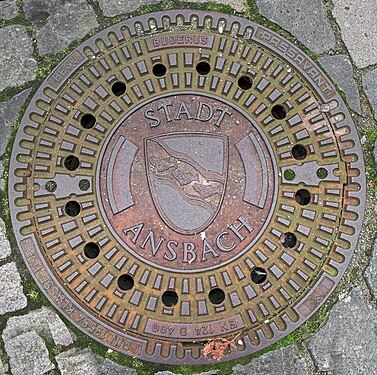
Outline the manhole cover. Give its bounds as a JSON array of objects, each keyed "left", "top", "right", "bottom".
[{"left": 9, "top": 10, "right": 365, "bottom": 364}]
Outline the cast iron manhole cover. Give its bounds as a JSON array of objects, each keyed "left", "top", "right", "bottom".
[{"left": 9, "top": 10, "right": 366, "bottom": 364}]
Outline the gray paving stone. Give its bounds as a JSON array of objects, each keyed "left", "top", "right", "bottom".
[
  {"left": 97, "top": 0, "right": 161, "bottom": 17},
  {"left": 3, "top": 306, "right": 74, "bottom": 346},
  {"left": 307, "top": 288, "right": 377, "bottom": 374},
  {"left": 0, "top": 0, "right": 18, "bottom": 20},
  {"left": 23, "top": 0, "right": 99, "bottom": 55},
  {"left": 56, "top": 348, "right": 99, "bottom": 375},
  {"left": 319, "top": 54, "right": 361, "bottom": 114},
  {"left": 362, "top": 68, "right": 377, "bottom": 120},
  {"left": 4, "top": 330, "right": 54, "bottom": 375},
  {"left": 365, "top": 238, "right": 377, "bottom": 298},
  {"left": 0, "top": 262, "right": 27, "bottom": 315},
  {"left": 256, "top": 0, "right": 335, "bottom": 54},
  {"left": 231, "top": 344, "right": 311, "bottom": 375},
  {"left": 97, "top": 0, "right": 246, "bottom": 17},
  {"left": 333, "top": 0, "right": 377, "bottom": 68},
  {"left": 0, "top": 218, "right": 11, "bottom": 260},
  {"left": 0, "top": 26, "right": 37, "bottom": 92},
  {"left": 0, "top": 88, "right": 32, "bottom": 157},
  {"left": 99, "top": 359, "right": 137, "bottom": 375}
]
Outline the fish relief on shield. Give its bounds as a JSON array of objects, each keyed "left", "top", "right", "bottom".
[{"left": 144, "top": 132, "right": 229, "bottom": 235}]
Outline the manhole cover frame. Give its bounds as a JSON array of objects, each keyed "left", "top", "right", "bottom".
[{"left": 8, "top": 9, "right": 366, "bottom": 365}]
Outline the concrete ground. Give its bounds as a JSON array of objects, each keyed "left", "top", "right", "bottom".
[{"left": 0, "top": 0, "right": 377, "bottom": 374}]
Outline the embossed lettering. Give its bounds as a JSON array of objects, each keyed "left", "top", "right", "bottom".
[
  {"left": 229, "top": 216, "right": 253, "bottom": 241},
  {"left": 140, "top": 230, "right": 165, "bottom": 256},
  {"left": 144, "top": 109, "right": 161, "bottom": 127}
]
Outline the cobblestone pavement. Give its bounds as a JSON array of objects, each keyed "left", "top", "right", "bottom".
[{"left": 0, "top": 0, "right": 377, "bottom": 374}]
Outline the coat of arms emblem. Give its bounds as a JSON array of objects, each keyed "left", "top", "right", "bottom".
[{"left": 145, "top": 133, "right": 229, "bottom": 235}]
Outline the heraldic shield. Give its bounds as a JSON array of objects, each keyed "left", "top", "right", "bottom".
[{"left": 144, "top": 133, "right": 229, "bottom": 235}]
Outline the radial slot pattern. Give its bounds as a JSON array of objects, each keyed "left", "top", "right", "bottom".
[{"left": 9, "top": 10, "right": 365, "bottom": 364}]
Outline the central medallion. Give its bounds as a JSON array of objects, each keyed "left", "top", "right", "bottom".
[{"left": 98, "top": 93, "right": 277, "bottom": 271}]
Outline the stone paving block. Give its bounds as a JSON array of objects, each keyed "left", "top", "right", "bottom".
[
  {"left": 0, "top": 0, "right": 18, "bottom": 20},
  {"left": 4, "top": 330, "right": 55, "bottom": 375},
  {"left": 231, "top": 344, "right": 312, "bottom": 375},
  {"left": 96, "top": 0, "right": 160, "bottom": 17},
  {"left": 365, "top": 238, "right": 377, "bottom": 298},
  {"left": 97, "top": 0, "right": 246, "bottom": 18},
  {"left": 99, "top": 359, "right": 137, "bottom": 375},
  {"left": 307, "top": 288, "right": 377, "bottom": 374},
  {"left": 2, "top": 306, "right": 74, "bottom": 346},
  {"left": 0, "top": 88, "right": 32, "bottom": 157},
  {"left": 319, "top": 54, "right": 361, "bottom": 114},
  {"left": 256, "top": 0, "right": 335, "bottom": 54},
  {"left": 0, "top": 217, "right": 11, "bottom": 260},
  {"left": 362, "top": 68, "right": 377, "bottom": 120},
  {"left": 23, "top": 0, "right": 99, "bottom": 55},
  {"left": 0, "top": 26, "right": 37, "bottom": 92},
  {"left": 0, "top": 262, "right": 27, "bottom": 315},
  {"left": 333, "top": 0, "right": 377, "bottom": 68},
  {"left": 56, "top": 348, "right": 99, "bottom": 375}
]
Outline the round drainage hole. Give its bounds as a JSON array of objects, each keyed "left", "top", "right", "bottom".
[
  {"left": 317, "top": 168, "right": 328, "bottom": 179},
  {"left": 118, "top": 274, "right": 134, "bottom": 291},
  {"left": 84, "top": 242, "right": 100, "bottom": 259},
  {"left": 281, "top": 232, "right": 298, "bottom": 248},
  {"left": 80, "top": 114, "right": 96, "bottom": 129},
  {"left": 152, "top": 63, "right": 167, "bottom": 77},
  {"left": 65, "top": 201, "right": 81, "bottom": 217},
  {"left": 292, "top": 144, "right": 308, "bottom": 160},
  {"left": 284, "top": 169, "right": 296, "bottom": 181},
  {"left": 196, "top": 61, "right": 211, "bottom": 75},
  {"left": 238, "top": 75, "right": 253, "bottom": 90},
  {"left": 79, "top": 179, "right": 90, "bottom": 191},
  {"left": 295, "top": 189, "right": 311, "bottom": 205},
  {"left": 271, "top": 104, "right": 287, "bottom": 120},
  {"left": 45, "top": 181, "right": 57, "bottom": 192},
  {"left": 64, "top": 155, "right": 80, "bottom": 171},
  {"left": 111, "top": 81, "right": 126, "bottom": 96},
  {"left": 162, "top": 290, "right": 179, "bottom": 307},
  {"left": 208, "top": 288, "right": 226, "bottom": 305},
  {"left": 251, "top": 267, "right": 267, "bottom": 284}
]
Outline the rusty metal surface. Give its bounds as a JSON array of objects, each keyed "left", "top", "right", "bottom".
[{"left": 8, "top": 10, "right": 366, "bottom": 364}]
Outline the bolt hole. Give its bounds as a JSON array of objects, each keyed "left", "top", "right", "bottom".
[
  {"left": 65, "top": 201, "right": 81, "bottom": 217},
  {"left": 45, "top": 181, "right": 57, "bottom": 192},
  {"left": 271, "top": 104, "right": 287, "bottom": 120},
  {"left": 284, "top": 169, "right": 296, "bottom": 181},
  {"left": 111, "top": 81, "right": 126, "bottom": 96},
  {"left": 80, "top": 114, "right": 96, "bottom": 129},
  {"left": 162, "top": 290, "right": 179, "bottom": 307},
  {"left": 196, "top": 61, "right": 211, "bottom": 75},
  {"left": 64, "top": 155, "right": 80, "bottom": 171},
  {"left": 117, "top": 274, "right": 134, "bottom": 291},
  {"left": 292, "top": 144, "right": 308, "bottom": 160},
  {"left": 152, "top": 63, "right": 167, "bottom": 77},
  {"left": 238, "top": 75, "right": 253, "bottom": 90},
  {"left": 281, "top": 232, "right": 297, "bottom": 248},
  {"left": 84, "top": 242, "right": 100, "bottom": 259},
  {"left": 295, "top": 189, "right": 311, "bottom": 205},
  {"left": 208, "top": 288, "right": 226, "bottom": 305},
  {"left": 251, "top": 267, "right": 267, "bottom": 284},
  {"left": 79, "top": 179, "right": 90, "bottom": 191},
  {"left": 317, "top": 168, "right": 328, "bottom": 179}
]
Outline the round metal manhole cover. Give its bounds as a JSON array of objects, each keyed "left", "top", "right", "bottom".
[{"left": 9, "top": 10, "right": 366, "bottom": 364}]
